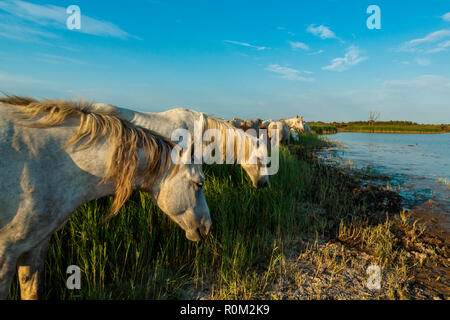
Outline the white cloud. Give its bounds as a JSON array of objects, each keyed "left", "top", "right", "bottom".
[
  {"left": 0, "top": 0, "right": 135, "bottom": 39},
  {"left": 308, "top": 49, "right": 324, "bottom": 56},
  {"left": 438, "top": 39, "right": 450, "bottom": 48},
  {"left": 408, "top": 30, "right": 450, "bottom": 46},
  {"left": 223, "top": 40, "right": 270, "bottom": 51},
  {"left": 36, "top": 53, "right": 85, "bottom": 65},
  {"left": 265, "top": 64, "right": 314, "bottom": 81},
  {"left": 277, "top": 26, "right": 295, "bottom": 36},
  {"left": 399, "top": 29, "right": 450, "bottom": 53},
  {"left": 442, "top": 13, "right": 450, "bottom": 22},
  {"left": 307, "top": 24, "right": 338, "bottom": 40},
  {"left": 322, "top": 46, "right": 368, "bottom": 72},
  {"left": 288, "top": 41, "right": 309, "bottom": 51},
  {"left": 426, "top": 40, "right": 450, "bottom": 53},
  {"left": 0, "top": 19, "right": 58, "bottom": 42}
]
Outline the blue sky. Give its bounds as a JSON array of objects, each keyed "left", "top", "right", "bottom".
[{"left": 0, "top": 0, "right": 449, "bottom": 123}]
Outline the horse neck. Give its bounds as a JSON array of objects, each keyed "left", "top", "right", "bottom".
[
  {"left": 207, "top": 118, "right": 259, "bottom": 162},
  {"left": 67, "top": 126, "right": 165, "bottom": 204},
  {"left": 112, "top": 106, "right": 156, "bottom": 128},
  {"left": 65, "top": 136, "right": 118, "bottom": 201},
  {"left": 116, "top": 106, "right": 201, "bottom": 140}
]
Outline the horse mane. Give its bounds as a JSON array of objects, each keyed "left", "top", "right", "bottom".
[
  {"left": 0, "top": 95, "right": 176, "bottom": 218},
  {"left": 0, "top": 95, "right": 37, "bottom": 106},
  {"left": 204, "top": 115, "right": 240, "bottom": 132},
  {"left": 204, "top": 115, "right": 266, "bottom": 164}
]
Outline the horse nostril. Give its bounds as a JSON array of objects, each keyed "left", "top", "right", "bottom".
[
  {"left": 257, "top": 180, "right": 269, "bottom": 189},
  {"left": 196, "top": 228, "right": 204, "bottom": 240},
  {"left": 198, "top": 222, "right": 212, "bottom": 239}
]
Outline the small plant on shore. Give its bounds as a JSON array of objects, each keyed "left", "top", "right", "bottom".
[{"left": 437, "top": 176, "right": 449, "bottom": 188}]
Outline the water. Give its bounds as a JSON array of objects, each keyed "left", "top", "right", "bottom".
[{"left": 321, "top": 133, "right": 450, "bottom": 227}]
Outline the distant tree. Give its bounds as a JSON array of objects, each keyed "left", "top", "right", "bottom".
[{"left": 369, "top": 111, "right": 380, "bottom": 132}]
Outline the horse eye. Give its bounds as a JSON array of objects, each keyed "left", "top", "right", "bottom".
[{"left": 194, "top": 182, "right": 203, "bottom": 189}]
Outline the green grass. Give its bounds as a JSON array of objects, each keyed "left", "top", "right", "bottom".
[
  {"left": 7, "top": 134, "right": 426, "bottom": 300},
  {"left": 309, "top": 121, "right": 450, "bottom": 134},
  {"left": 342, "top": 125, "right": 444, "bottom": 134},
  {"left": 309, "top": 124, "right": 338, "bottom": 135}
]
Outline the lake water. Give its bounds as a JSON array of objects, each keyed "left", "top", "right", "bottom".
[{"left": 321, "top": 133, "right": 450, "bottom": 228}]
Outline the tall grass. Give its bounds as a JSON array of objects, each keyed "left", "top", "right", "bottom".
[{"left": 7, "top": 135, "right": 394, "bottom": 300}]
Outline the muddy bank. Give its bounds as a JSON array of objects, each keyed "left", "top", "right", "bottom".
[
  {"left": 273, "top": 145, "right": 449, "bottom": 300},
  {"left": 305, "top": 145, "right": 449, "bottom": 300},
  {"left": 405, "top": 202, "right": 449, "bottom": 299}
]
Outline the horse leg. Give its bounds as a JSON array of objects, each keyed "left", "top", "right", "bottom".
[
  {"left": 0, "top": 248, "right": 18, "bottom": 300},
  {"left": 17, "top": 237, "right": 50, "bottom": 300}
]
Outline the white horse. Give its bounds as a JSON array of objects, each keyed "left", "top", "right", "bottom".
[
  {"left": 0, "top": 96, "right": 211, "bottom": 300},
  {"left": 261, "top": 119, "right": 273, "bottom": 127},
  {"left": 280, "top": 115, "right": 312, "bottom": 134},
  {"left": 267, "top": 121, "right": 290, "bottom": 145},
  {"left": 290, "top": 128, "right": 300, "bottom": 142},
  {"left": 280, "top": 115, "right": 305, "bottom": 133},
  {"left": 91, "top": 105, "right": 270, "bottom": 189}
]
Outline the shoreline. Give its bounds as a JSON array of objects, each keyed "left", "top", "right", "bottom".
[
  {"left": 317, "top": 130, "right": 450, "bottom": 135},
  {"left": 407, "top": 200, "right": 449, "bottom": 243},
  {"left": 310, "top": 141, "right": 449, "bottom": 299},
  {"left": 310, "top": 124, "right": 450, "bottom": 135}
]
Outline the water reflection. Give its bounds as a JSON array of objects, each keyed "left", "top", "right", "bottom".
[{"left": 319, "top": 133, "right": 450, "bottom": 218}]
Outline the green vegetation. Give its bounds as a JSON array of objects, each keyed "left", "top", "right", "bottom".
[
  {"left": 309, "top": 124, "right": 338, "bottom": 135},
  {"left": 7, "top": 134, "right": 447, "bottom": 300},
  {"left": 310, "top": 121, "right": 450, "bottom": 134},
  {"left": 342, "top": 125, "right": 444, "bottom": 134}
]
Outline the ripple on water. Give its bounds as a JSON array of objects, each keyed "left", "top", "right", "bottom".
[{"left": 320, "top": 132, "right": 450, "bottom": 230}]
